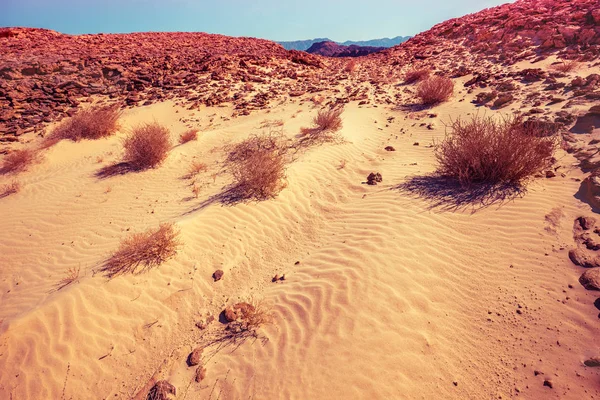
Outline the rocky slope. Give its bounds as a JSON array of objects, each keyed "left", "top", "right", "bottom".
[{"left": 279, "top": 35, "right": 410, "bottom": 51}]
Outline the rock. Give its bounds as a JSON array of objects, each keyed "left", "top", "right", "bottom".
[
  {"left": 195, "top": 366, "right": 207, "bottom": 382},
  {"left": 187, "top": 347, "right": 203, "bottom": 367},
  {"left": 212, "top": 269, "right": 224, "bottom": 282},
  {"left": 568, "top": 248, "right": 600, "bottom": 268},
  {"left": 224, "top": 302, "right": 255, "bottom": 322},
  {"left": 580, "top": 268, "right": 600, "bottom": 290},
  {"left": 493, "top": 93, "right": 513, "bottom": 108},
  {"left": 195, "top": 315, "right": 214, "bottom": 330},
  {"left": 577, "top": 216, "right": 597, "bottom": 230},
  {"left": 384, "top": 146, "right": 396, "bottom": 151},
  {"left": 367, "top": 172, "right": 383, "bottom": 185},
  {"left": 147, "top": 380, "right": 176, "bottom": 400},
  {"left": 584, "top": 357, "right": 600, "bottom": 367},
  {"left": 545, "top": 170, "right": 556, "bottom": 178},
  {"left": 543, "top": 379, "right": 553, "bottom": 389}
]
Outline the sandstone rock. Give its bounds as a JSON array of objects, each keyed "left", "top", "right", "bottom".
[
  {"left": 493, "top": 93, "right": 513, "bottom": 108},
  {"left": 367, "top": 172, "right": 383, "bottom": 185},
  {"left": 187, "top": 347, "right": 203, "bottom": 367},
  {"left": 568, "top": 248, "right": 600, "bottom": 268},
  {"left": 577, "top": 216, "right": 596, "bottom": 231},
  {"left": 195, "top": 366, "right": 207, "bottom": 382},
  {"left": 384, "top": 146, "right": 396, "bottom": 151},
  {"left": 147, "top": 381, "right": 176, "bottom": 400},
  {"left": 584, "top": 357, "right": 600, "bottom": 367},
  {"left": 579, "top": 268, "right": 600, "bottom": 290},
  {"left": 212, "top": 269, "right": 224, "bottom": 282}
]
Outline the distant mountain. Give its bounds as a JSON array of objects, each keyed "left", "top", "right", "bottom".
[
  {"left": 305, "top": 41, "right": 385, "bottom": 57},
  {"left": 279, "top": 36, "right": 410, "bottom": 51}
]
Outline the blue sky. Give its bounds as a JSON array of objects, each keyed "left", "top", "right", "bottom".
[{"left": 2, "top": 0, "right": 514, "bottom": 41}]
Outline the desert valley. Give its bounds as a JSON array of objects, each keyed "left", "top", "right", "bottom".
[{"left": 1, "top": 0, "right": 600, "bottom": 399}]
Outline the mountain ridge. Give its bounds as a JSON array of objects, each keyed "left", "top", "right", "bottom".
[{"left": 279, "top": 35, "right": 410, "bottom": 51}]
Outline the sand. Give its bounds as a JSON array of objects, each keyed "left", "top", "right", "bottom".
[{"left": 1, "top": 64, "right": 600, "bottom": 400}]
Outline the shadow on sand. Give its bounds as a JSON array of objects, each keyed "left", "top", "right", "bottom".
[
  {"left": 395, "top": 174, "right": 525, "bottom": 212},
  {"left": 94, "top": 162, "right": 137, "bottom": 179}
]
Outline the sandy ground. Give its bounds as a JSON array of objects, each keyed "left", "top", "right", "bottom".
[{"left": 1, "top": 66, "right": 600, "bottom": 400}]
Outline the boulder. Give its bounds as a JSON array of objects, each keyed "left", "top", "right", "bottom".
[{"left": 579, "top": 268, "right": 600, "bottom": 290}]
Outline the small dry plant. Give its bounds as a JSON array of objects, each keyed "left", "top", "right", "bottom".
[
  {"left": 54, "top": 266, "right": 81, "bottom": 291},
  {"left": 435, "top": 114, "right": 557, "bottom": 187},
  {"left": 47, "top": 105, "right": 121, "bottom": 143},
  {"left": 178, "top": 129, "right": 198, "bottom": 144},
  {"left": 225, "top": 132, "right": 289, "bottom": 201},
  {"left": 225, "top": 299, "right": 274, "bottom": 337},
  {"left": 0, "top": 180, "right": 21, "bottom": 198},
  {"left": 123, "top": 122, "right": 172, "bottom": 170},
  {"left": 186, "top": 160, "right": 208, "bottom": 179},
  {"left": 404, "top": 68, "right": 431, "bottom": 84},
  {"left": 99, "top": 223, "right": 181, "bottom": 278},
  {"left": 551, "top": 60, "right": 580, "bottom": 73},
  {"left": 299, "top": 107, "right": 343, "bottom": 144},
  {"left": 344, "top": 60, "right": 357, "bottom": 73},
  {"left": 0, "top": 148, "right": 40, "bottom": 174},
  {"left": 416, "top": 76, "right": 454, "bottom": 105}
]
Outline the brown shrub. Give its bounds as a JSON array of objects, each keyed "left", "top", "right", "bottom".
[
  {"left": 299, "top": 108, "right": 343, "bottom": 144},
  {"left": 186, "top": 160, "right": 208, "bottom": 179},
  {"left": 416, "top": 76, "right": 454, "bottom": 105},
  {"left": 54, "top": 266, "right": 80, "bottom": 292},
  {"left": 48, "top": 105, "right": 121, "bottom": 143},
  {"left": 178, "top": 129, "right": 198, "bottom": 144},
  {"left": 551, "top": 60, "right": 580, "bottom": 73},
  {"left": 0, "top": 180, "right": 21, "bottom": 198},
  {"left": 225, "top": 132, "right": 288, "bottom": 201},
  {"left": 404, "top": 68, "right": 431, "bottom": 84},
  {"left": 435, "top": 114, "right": 557, "bottom": 187},
  {"left": 0, "top": 149, "right": 39, "bottom": 174},
  {"left": 123, "top": 122, "right": 172, "bottom": 170},
  {"left": 99, "top": 223, "right": 181, "bottom": 278},
  {"left": 224, "top": 299, "right": 274, "bottom": 335}
]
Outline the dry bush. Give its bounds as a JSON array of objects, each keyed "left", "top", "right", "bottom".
[
  {"left": 344, "top": 60, "right": 357, "bottom": 73},
  {"left": 299, "top": 108, "right": 343, "bottom": 144},
  {"left": 178, "top": 129, "right": 198, "bottom": 144},
  {"left": 225, "top": 300, "right": 274, "bottom": 335},
  {"left": 551, "top": 60, "right": 580, "bottom": 73},
  {"left": 0, "top": 149, "right": 39, "bottom": 174},
  {"left": 404, "top": 68, "right": 431, "bottom": 84},
  {"left": 99, "top": 223, "right": 181, "bottom": 278},
  {"left": 48, "top": 105, "right": 121, "bottom": 143},
  {"left": 54, "top": 266, "right": 80, "bottom": 291},
  {"left": 416, "top": 76, "right": 454, "bottom": 105},
  {"left": 123, "top": 122, "right": 172, "bottom": 170},
  {"left": 435, "top": 114, "right": 557, "bottom": 187},
  {"left": 0, "top": 180, "right": 21, "bottom": 198},
  {"left": 225, "top": 132, "right": 288, "bottom": 201},
  {"left": 186, "top": 160, "right": 208, "bottom": 179}
]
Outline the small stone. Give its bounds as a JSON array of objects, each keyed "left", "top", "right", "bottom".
[
  {"left": 384, "top": 146, "right": 396, "bottom": 151},
  {"left": 195, "top": 366, "right": 207, "bottom": 382},
  {"left": 212, "top": 269, "right": 224, "bottom": 282},
  {"left": 545, "top": 170, "right": 556, "bottom": 178},
  {"left": 543, "top": 379, "right": 553, "bottom": 389},
  {"left": 272, "top": 274, "right": 280, "bottom": 282},
  {"left": 584, "top": 357, "right": 600, "bottom": 367},
  {"left": 580, "top": 268, "right": 600, "bottom": 290},
  {"left": 367, "top": 172, "right": 383, "bottom": 185},
  {"left": 413, "top": 142, "right": 420, "bottom": 146},
  {"left": 187, "top": 347, "right": 203, "bottom": 367},
  {"left": 147, "top": 380, "right": 176, "bottom": 400},
  {"left": 569, "top": 248, "right": 600, "bottom": 268}
]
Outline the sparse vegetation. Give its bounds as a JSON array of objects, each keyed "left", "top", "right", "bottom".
[
  {"left": 54, "top": 266, "right": 81, "bottom": 291},
  {"left": 0, "top": 148, "right": 40, "bottom": 174},
  {"left": 48, "top": 105, "right": 121, "bottom": 143},
  {"left": 123, "top": 122, "right": 172, "bottom": 170},
  {"left": 178, "top": 129, "right": 198, "bottom": 144},
  {"left": 99, "top": 223, "right": 181, "bottom": 278},
  {"left": 186, "top": 160, "right": 208, "bottom": 179},
  {"left": 299, "top": 107, "right": 343, "bottom": 144},
  {"left": 404, "top": 68, "right": 431, "bottom": 84},
  {"left": 551, "top": 60, "right": 580, "bottom": 73},
  {"left": 416, "top": 76, "right": 454, "bottom": 105},
  {"left": 225, "top": 132, "right": 288, "bottom": 201},
  {"left": 0, "top": 180, "right": 21, "bottom": 198},
  {"left": 435, "top": 114, "right": 557, "bottom": 187},
  {"left": 224, "top": 300, "right": 274, "bottom": 336}
]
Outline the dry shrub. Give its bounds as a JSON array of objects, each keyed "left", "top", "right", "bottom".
[
  {"left": 0, "top": 180, "right": 20, "bottom": 198},
  {"left": 551, "top": 60, "right": 580, "bottom": 73},
  {"left": 416, "top": 76, "right": 454, "bottom": 105},
  {"left": 54, "top": 266, "right": 80, "bottom": 291},
  {"left": 178, "top": 129, "right": 198, "bottom": 144},
  {"left": 404, "top": 68, "right": 431, "bottom": 84},
  {"left": 0, "top": 148, "right": 39, "bottom": 174},
  {"left": 225, "top": 132, "right": 288, "bottom": 201},
  {"left": 48, "top": 105, "right": 121, "bottom": 142},
  {"left": 100, "top": 223, "right": 181, "bottom": 278},
  {"left": 299, "top": 108, "right": 343, "bottom": 144},
  {"left": 344, "top": 60, "right": 357, "bottom": 73},
  {"left": 225, "top": 300, "right": 274, "bottom": 335},
  {"left": 186, "top": 160, "right": 208, "bottom": 178},
  {"left": 123, "top": 122, "right": 172, "bottom": 170},
  {"left": 436, "top": 114, "right": 557, "bottom": 187}
]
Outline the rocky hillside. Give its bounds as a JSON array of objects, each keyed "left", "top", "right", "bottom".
[
  {"left": 279, "top": 36, "right": 410, "bottom": 51},
  {"left": 306, "top": 41, "right": 385, "bottom": 57}
]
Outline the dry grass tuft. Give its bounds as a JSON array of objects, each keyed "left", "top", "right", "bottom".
[
  {"left": 178, "top": 129, "right": 198, "bottom": 144},
  {"left": 0, "top": 149, "right": 40, "bottom": 174},
  {"left": 99, "top": 223, "right": 181, "bottom": 278},
  {"left": 48, "top": 105, "right": 121, "bottom": 143},
  {"left": 551, "top": 60, "right": 580, "bottom": 73},
  {"left": 435, "top": 114, "right": 557, "bottom": 187},
  {"left": 186, "top": 160, "right": 208, "bottom": 179},
  {"left": 225, "top": 132, "right": 288, "bottom": 201},
  {"left": 123, "top": 122, "right": 172, "bottom": 170},
  {"left": 404, "top": 68, "right": 431, "bottom": 84},
  {"left": 0, "top": 180, "right": 21, "bottom": 198},
  {"left": 54, "top": 266, "right": 81, "bottom": 292},
  {"left": 299, "top": 108, "right": 343, "bottom": 144},
  {"left": 416, "top": 76, "right": 454, "bottom": 105},
  {"left": 225, "top": 300, "right": 274, "bottom": 336}
]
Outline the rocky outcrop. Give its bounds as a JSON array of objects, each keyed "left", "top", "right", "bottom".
[{"left": 306, "top": 41, "right": 385, "bottom": 57}]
